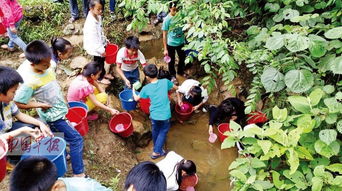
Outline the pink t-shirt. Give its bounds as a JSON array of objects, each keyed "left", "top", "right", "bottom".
[
  {"left": 0, "top": 0, "right": 23, "bottom": 28},
  {"left": 67, "top": 75, "right": 94, "bottom": 102}
]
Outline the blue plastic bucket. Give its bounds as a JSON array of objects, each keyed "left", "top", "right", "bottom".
[
  {"left": 21, "top": 137, "right": 67, "bottom": 177},
  {"left": 119, "top": 90, "right": 139, "bottom": 111},
  {"left": 68, "top": 101, "right": 89, "bottom": 111}
]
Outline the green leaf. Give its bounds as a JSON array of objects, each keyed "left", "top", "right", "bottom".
[
  {"left": 271, "top": 171, "right": 284, "bottom": 189},
  {"left": 297, "top": 115, "right": 315, "bottom": 133},
  {"left": 312, "top": 177, "right": 323, "bottom": 191},
  {"left": 265, "top": 3, "right": 280, "bottom": 12},
  {"left": 229, "top": 120, "right": 241, "bottom": 131},
  {"left": 326, "top": 164, "right": 342, "bottom": 174},
  {"left": 257, "top": 140, "right": 272, "bottom": 155},
  {"left": 272, "top": 106, "right": 287, "bottom": 122},
  {"left": 265, "top": 35, "right": 284, "bottom": 50},
  {"left": 296, "top": 146, "right": 313, "bottom": 160},
  {"left": 247, "top": 26, "right": 260, "bottom": 35},
  {"left": 273, "top": 13, "right": 284, "bottom": 22},
  {"left": 314, "top": 140, "right": 340, "bottom": 158},
  {"left": 283, "top": 9, "right": 300, "bottom": 20},
  {"left": 204, "top": 64, "right": 211, "bottom": 73},
  {"left": 230, "top": 170, "right": 247, "bottom": 181},
  {"left": 288, "top": 148, "right": 300, "bottom": 174},
  {"left": 246, "top": 175, "right": 256, "bottom": 184},
  {"left": 288, "top": 128, "right": 302, "bottom": 146},
  {"left": 309, "top": 88, "right": 324, "bottom": 106},
  {"left": 261, "top": 67, "right": 285, "bottom": 93},
  {"left": 323, "top": 85, "right": 335, "bottom": 94},
  {"left": 309, "top": 40, "right": 327, "bottom": 58},
  {"left": 288, "top": 96, "right": 311, "bottom": 113},
  {"left": 250, "top": 158, "right": 266, "bottom": 168},
  {"left": 221, "top": 136, "right": 236, "bottom": 149},
  {"left": 324, "top": 27, "right": 342, "bottom": 39},
  {"left": 337, "top": 120, "right": 342, "bottom": 134},
  {"left": 325, "top": 113, "right": 337, "bottom": 124},
  {"left": 329, "top": 56, "right": 342, "bottom": 74},
  {"left": 319, "top": 129, "right": 337, "bottom": 145},
  {"left": 324, "top": 97, "right": 342, "bottom": 113},
  {"left": 283, "top": 170, "right": 308, "bottom": 189},
  {"left": 285, "top": 34, "right": 310, "bottom": 52},
  {"left": 285, "top": 70, "right": 314, "bottom": 93},
  {"left": 254, "top": 180, "right": 274, "bottom": 189}
]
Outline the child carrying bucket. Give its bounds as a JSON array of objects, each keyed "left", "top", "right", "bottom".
[
  {"left": 14, "top": 40, "right": 86, "bottom": 178},
  {"left": 176, "top": 79, "right": 208, "bottom": 112},
  {"left": 133, "top": 64, "right": 177, "bottom": 159},
  {"left": 83, "top": 0, "right": 113, "bottom": 85},
  {"left": 116, "top": 36, "right": 147, "bottom": 89},
  {"left": 67, "top": 62, "right": 119, "bottom": 119}
]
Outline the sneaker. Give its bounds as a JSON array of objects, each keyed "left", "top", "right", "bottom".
[{"left": 68, "top": 17, "right": 78, "bottom": 23}]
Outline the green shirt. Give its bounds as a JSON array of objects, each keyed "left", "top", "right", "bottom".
[
  {"left": 162, "top": 14, "right": 185, "bottom": 47},
  {"left": 140, "top": 79, "right": 174, "bottom": 120}
]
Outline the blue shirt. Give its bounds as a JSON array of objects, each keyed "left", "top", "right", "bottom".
[
  {"left": 140, "top": 79, "right": 174, "bottom": 120},
  {"left": 162, "top": 14, "right": 185, "bottom": 47},
  {"left": 58, "top": 177, "right": 112, "bottom": 191}
]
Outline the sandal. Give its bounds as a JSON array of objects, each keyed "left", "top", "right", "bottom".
[
  {"left": 150, "top": 151, "right": 167, "bottom": 160},
  {"left": 1, "top": 44, "right": 14, "bottom": 51}
]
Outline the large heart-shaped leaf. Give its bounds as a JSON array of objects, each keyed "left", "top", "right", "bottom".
[
  {"left": 314, "top": 140, "right": 340, "bottom": 158},
  {"left": 265, "top": 3, "right": 280, "bottom": 12},
  {"left": 285, "top": 70, "right": 314, "bottom": 93},
  {"left": 309, "top": 40, "right": 327, "bottom": 58},
  {"left": 285, "top": 34, "right": 310, "bottom": 52},
  {"left": 283, "top": 9, "right": 300, "bottom": 20},
  {"left": 272, "top": 106, "right": 287, "bottom": 122},
  {"left": 261, "top": 67, "right": 285, "bottom": 92},
  {"left": 312, "top": 177, "right": 323, "bottom": 191},
  {"left": 328, "top": 56, "right": 342, "bottom": 74},
  {"left": 288, "top": 96, "right": 311, "bottom": 113},
  {"left": 324, "top": 27, "right": 342, "bottom": 39},
  {"left": 309, "top": 88, "right": 324, "bottom": 106},
  {"left": 319, "top": 129, "right": 337, "bottom": 145},
  {"left": 265, "top": 35, "right": 285, "bottom": 50}
]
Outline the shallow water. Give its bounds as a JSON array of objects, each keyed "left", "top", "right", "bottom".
[{"left": 140, "top": 38, "right": 164, "bottom": 59}]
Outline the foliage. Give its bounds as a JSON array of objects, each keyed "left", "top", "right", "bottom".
[{"left": 118, "top": 0, "right": 342, "bottom": 190}]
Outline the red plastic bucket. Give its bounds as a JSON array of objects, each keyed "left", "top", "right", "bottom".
[
  {"left": 175, "top": 102, "right": 193, "bottom": 122},
  {"left": 66, "top": 107, "right": 88, "bottom": 136},
  {"left": 0, "top": 137, "right": 8, "bottom": 182},
  {"left": 218, "top": 123, "right": 231, "bottom": 142},
  {"left": 105, "top": 43, "right": 119, "bottom": 64},
  {"left": 247, "top": 111, "right": 268, "bottom": 125},
  {"left": 0, "top": 23, "right": 6, "bottom": 35},
  {"left": 139, "top": 98, "right": 150, "bottom": 114},
  {"left": 109, "top": 112, "right": 133, "bottom": 137}
]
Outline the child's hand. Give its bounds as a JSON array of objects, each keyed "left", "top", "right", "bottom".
[
  {"left": 101, "top": 52, "right": 106, "bottom": 57},
  {"left": 208, "top": 125, "right": 213, "bottom": 135},
  {"left": 39, "top": 122, "right": 54, "bottom": 137},
  {"left": 38, "top": 103, "right": 52, "bottom": 110},
  {"left": 193, "top": 105, "right": 199, "bottom": 111},
  {"left": 110, "top": 108, "right": 120, "bottom": 115},
  {"left": 163, "top": 49, "right": 168, "bottom": 56},
  {"left": 21, "top": 127, "right": 42, "bottom": 140},
  {"left": 10, "top": 26, "right": 17, "bottom": 33},
  {"left": 125, "top": 79, "right": 131, "bottom": 88},
  {"left": 178, "top": 100, "right": 183, "bottom": 107}
]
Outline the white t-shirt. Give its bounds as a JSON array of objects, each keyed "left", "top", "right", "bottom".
[
  {"left": 83, "top": 13, "right": 106, "bottom": 57},
  {"left": 157, "top": 151, "right": 184, "bottom": 191},
  {"left": 177, "top": 79, "right": 208, "bottom": 103},
  {"left": 116, "top": 47, "right": 146, "bottom": 71}
]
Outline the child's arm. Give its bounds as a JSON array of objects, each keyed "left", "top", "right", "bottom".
[
  {"left": 15, "top": 101, "right": 52, "bottom": 110},
  {"left": 162, "top": 30, "right": 168, "bottom": 56},
  {"left": 15, "top": 112, "right": 53, "bottom": 137},
  {"left": 132, "top": 87, "right": 140, "bottom": 101},
  {"left": 176, "top": 91, "right": 183, "bottom": 106},
  {"left": 115, "top": 65, "right": 131, "bottom": 88},
  {"left": 87, "top": 94, "right": 119, "bottom": 115},
  {"left": 0, "top": 127, "right": 42, "bottom": 140},
  {"left": 92, "top": 80, "right": 105, "bottom": 93}
]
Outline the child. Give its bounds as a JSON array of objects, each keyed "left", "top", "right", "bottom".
[
  {"left": 13, "top": 40, "right": 85, "bottom": 177},
  {"left": 133, "top": 64, "right": 177, "bottom": 159},
  {"left": 116, "top": 36, "right": 147, "bottom": 89},
  {"left": 176, "top": 79, "right": 208, "bottom": 111},
  {"left": 51, "top": 37, "right": 73, "bottom": 64},
  {"left": 125, "top": 161, "right": 166, "bottom": 191},
  {"left": 67, "top": 62, "right": 119, "bottom": 116},
  {"left": 157, "top": 151, "right": 198, "bottom": 191},
  {"left": 10, "top": 157, "right": 112, "bottom": 191},
  {"left": 208, "top": 97, "right": 246, "bottom": 135},
  {"left": 0, "top": 0, "right": 27, "bottom": 58},
  {"left": 0, "top": 66, "right": 52, "bottom": 138},
  {"left": 83, "top": 0, "right": 113, "bottom": 85},
  {"left": 162, "top": 1, "right": 186, "bottom": 82}
]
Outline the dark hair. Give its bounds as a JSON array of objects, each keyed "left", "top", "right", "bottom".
[
  {"left": 51, "top": 37, "right": 72, "bottom": 60},
  {"left": 217, "top": 98, "right": 247, "bottom": 127},
  {"left": 25, "top": 40, "right": 52, "bottom": 64},
  {"left": 10, "top": 157, "right": 57, "bottom": 191},
  {"left": 125, "top": 36, "right": 140, "bottom": 50},
  {"left": 143, "top": 64, "right": 158, "bottom": 78},
  {"left": 169, "top": 1, "right": 178, "bottom": 9},
  {"left": 190, "top": 86, "right": 202, "bottom": 97},
  {"left": 124, "top": 161, "right": 166, "bottom": 191},
  {"left": 175, "top": 159, "right": 196, "bottom": 186},
  {"left": 0, "top": 66, "right": 23, "bottom": 95},
  {"left": 82, "top": 61, "right": 102, "bottom": 77},
  {"left": 220, "top": 99, "right": 235, "bottom": 115},
  {"left": 89, "top": 0, "right": 102, "bottom": 8},
  {"left": 157, "top": 66, "right": 172, "bottom": 80}
]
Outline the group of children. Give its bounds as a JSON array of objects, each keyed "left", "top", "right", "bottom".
[{"left": 0, "top": 0, "right": 256, "bottom": 190}]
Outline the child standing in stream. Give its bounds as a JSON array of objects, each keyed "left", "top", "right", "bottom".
[{"left": 132, "top": 64, "right": 177, "bottom": 159}]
